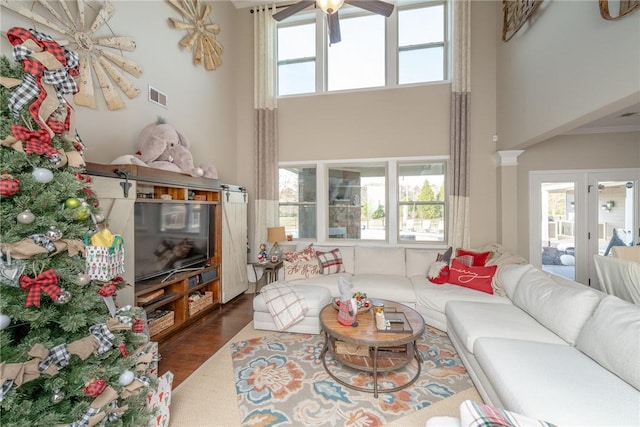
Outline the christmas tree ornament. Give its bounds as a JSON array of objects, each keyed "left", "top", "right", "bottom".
[
  {"left": 32, "top": 167, "right": 54, "bottom": 183},
  {"left": 50, "top": 390, "right": 65, "bottom": 404},
  {"left": 77, "top": 273, "right": 91, "bottom": 286},
  {"left": 0, "top": 173, "right": 20, "bottom": 196},
  {"left": 75, "top": 206, "right": 90, "bottom": 221},
  {"left": 0, "top": 313, "right": 10, "bottom": 330},
  {"left": 55, "top": 289, "right": 72, "bottom": 304},
  {"left": 94, "top": 213, "right": 105, "bottom": 223},
  {"left": 46, "top": 226, "right": 63, "bottom": 241},
  {"left": 64, "top": 197, "right": 81, "bottom": 209},
  {"left": 118, "top": 370, "right": 135, "bottom": 386},
  {"left": 0, "top": 249, "right": 25, "bottom": 288},
  {"left": 17, "top": 209, "right": 35, "bottom": 224}
]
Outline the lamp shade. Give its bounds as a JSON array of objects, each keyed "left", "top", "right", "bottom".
[
  {"left": 267, "top": 227, "right": 286, "bottom": 243},
  {"left": 317, "top": 0, "right": 344, "bottom": 14}
]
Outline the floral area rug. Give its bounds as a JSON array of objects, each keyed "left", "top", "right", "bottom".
[{"left": 231, "top": 326, "right": 473, "bottom": 426}]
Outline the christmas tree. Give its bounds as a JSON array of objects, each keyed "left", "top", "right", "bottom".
[{"left": 1, "top": 29, "right": 154, "bottom": 426}]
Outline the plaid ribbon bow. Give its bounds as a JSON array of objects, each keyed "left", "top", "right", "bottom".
[
  {"left": 19, "top": 269, "right": 60, "bottom": 307},
  {"left": 38, "top": 343, "right": 70, "bottom": 373},
  {"left": 10, "top": 124, "right": 58, "bottom": 158},
  {"left": 89, "top": 324, "right": 115, "bottom": 355},
  {"left": 7, "top": 27, "right": 79, "bottom": 113}
]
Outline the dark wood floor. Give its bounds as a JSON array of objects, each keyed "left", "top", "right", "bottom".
[{"left": 158, "top": 293, "right": 254, "bottom": 388}]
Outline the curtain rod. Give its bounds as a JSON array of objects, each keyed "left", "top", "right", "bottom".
[{"left": 250, "top": 3, "right": 317, "bottom": 13}]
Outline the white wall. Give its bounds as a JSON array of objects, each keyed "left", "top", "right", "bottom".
[
  {"left": 496, "top": 0, "right": 640, "bottom": 149},
  {"left": 0, "top": 0, "right": 244, "bottom": 185}
]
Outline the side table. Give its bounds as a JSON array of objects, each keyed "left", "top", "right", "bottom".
[{"left": 251, "top": 261, "right": 283, "bottom": 294}]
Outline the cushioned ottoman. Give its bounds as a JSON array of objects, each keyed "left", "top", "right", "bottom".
[{"left": 253, "top": 285, "right": 332, "bottom": 334}]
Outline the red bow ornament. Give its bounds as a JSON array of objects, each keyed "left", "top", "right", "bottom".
[
  {"left": 98, "top": 283, "right": 117, "bottom": 297},
  {"left": 82, "top": 378, "right": 107, "bottom": 397},
  {"left": 0, "top": 173, "right": 20, "bottom": 196},
  {"left": 19, "top": 269, "right": 60, "bottom": 307}
]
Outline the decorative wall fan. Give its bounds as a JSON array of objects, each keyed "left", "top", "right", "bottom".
[{"left": 272, "top": 0, "right": 394, "bottom": 44}]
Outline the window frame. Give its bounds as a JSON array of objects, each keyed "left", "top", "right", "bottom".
[
  {"left": 278, "top": 156, "right": 449, "bottom": 247},
  {"left": 276, "top": 0, "right": 449, "bottom": 97}
]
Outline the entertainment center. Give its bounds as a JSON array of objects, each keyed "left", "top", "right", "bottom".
[{"left": 86, "top": 162, "right": 223, "bottom": 342}]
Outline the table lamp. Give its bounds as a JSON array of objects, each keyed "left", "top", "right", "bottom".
[{"left": 267, "top": 226, "right": 286, "bottom": 262}]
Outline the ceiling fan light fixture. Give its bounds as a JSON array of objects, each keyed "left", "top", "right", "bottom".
[{"left": 317, "top": 0, "right": 344, "bottom": 14}]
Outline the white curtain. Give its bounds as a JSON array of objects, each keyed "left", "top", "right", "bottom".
[
  {"left": 253, "top": 4, "right": 279, "bottom": 261},
  {"left": 448, "top": 0, "right": 471, "bottom": 249}
]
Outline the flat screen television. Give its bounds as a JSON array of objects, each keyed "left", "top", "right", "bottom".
[{"left": 134, "top": 201, "right": 215, "bottom": 282}]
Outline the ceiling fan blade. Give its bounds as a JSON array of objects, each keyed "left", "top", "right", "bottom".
[
  {"left": 344, "top": 0, "right": 394, "bottom": 17},
  {"left": 272, "top": 0, "right": 315, "bottom": 21},
  {"left": 327, "top": 13, "right": 341, "bottom": 44}
]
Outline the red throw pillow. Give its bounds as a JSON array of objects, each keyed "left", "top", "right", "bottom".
[
  {"left": 428, "top": 262, "right": 450, "bottom": 284},
  {"left": 448, "top": 259, "right": 497, "bottom": 294},
  {"left": 456, "top": 248, "right": 492, "bottom": 266}
]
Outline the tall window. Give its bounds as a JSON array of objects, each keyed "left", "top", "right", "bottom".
[
  {"left": 279, "top": 167, "right": 317, "bottom": 239},
  {"left": 276, "top": 0, "right": 448, "bottom": 96},
  {"left": 327, "top": 14, "right": 386, "bottom": 91},
  {"left": 398, "top": 3, "right": 446, "bottom": 84},
  {"left": 397, "top": 162, "right": 446, "bottom": 242},
  {"left": 277, "top": 22, "right": 316, "bottom": 96}
]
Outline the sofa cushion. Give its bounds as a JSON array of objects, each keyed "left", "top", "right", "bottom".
[
  {"left": 576, "top": 295, "right": 640, "bottom": 390},
  {"left": 446, "top": 301, "right": 567, "bottom": 354},
  {"left": 284, "top": 243, "right": 316, "bottom": 262},
  {"left": 474, "top": 338, "right": 640, "bottom": 426},
  {"left": 354, "top": 246, "right": 406, "bottom": 276},
  {"left": 316, "top": 248, "right": 344, "bottom": 274},
  {"left": 405, "top": 248, "right": 439, "bottom": 277},
  {"left": 313, "top": 245, "right": 355, "bottom": 274},
  {"left": 497, "top": 263, "right": 535, "bottom": 299},
  {"left": 283, "top": 258, "right": 321, "bottom": 281},
  {"left": 286, "top": 272, "right": 352, "bottom": 298},
  {"left": 448, "top": 260, "right": 497, "bottom": 294},
  {"left": 512, "top": 268, "right": 600, "bottom": 345},
  {"left": 414, "top": 278, "right": 511, "bottom": 319},
  {"left": 350, "top": 274, "right": 415, "bottom": 304}
]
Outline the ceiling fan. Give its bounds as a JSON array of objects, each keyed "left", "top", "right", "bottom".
[{"left": 272, "top": 0, "right": 395, "bottom": 44}]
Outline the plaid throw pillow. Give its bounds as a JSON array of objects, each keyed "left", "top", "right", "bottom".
[
  {"left": 316, "top": 248, "right": 344, "bottom": 274},
  {"left": 459, "top": 399, "right": 556, "bottom": 427}
]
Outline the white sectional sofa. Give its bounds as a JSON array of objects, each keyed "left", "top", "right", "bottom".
[
  {"left": 269, "top": 244, "right": 513, "bottom": 331},
  {"left": 253, "top": 243, "right": 640, "bottom": 425},
  {"left": 445, "top": 263, "right": 640, "bottom": 426}
]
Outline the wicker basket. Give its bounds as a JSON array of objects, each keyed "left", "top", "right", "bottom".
[
  {"left": 148, "top": 311, "right": 174, "bottom": 336},
  {"left": 188, "top": 291, "right": 213, "bottom": 316}
]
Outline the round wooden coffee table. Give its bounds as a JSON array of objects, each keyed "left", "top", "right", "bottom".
[{"left": 319, "top": 299, "right": 425, "bottom": 397}]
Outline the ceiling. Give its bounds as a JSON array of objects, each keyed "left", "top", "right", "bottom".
[{"left": 233, "top": 0, "right": 640, "bottom": 136}]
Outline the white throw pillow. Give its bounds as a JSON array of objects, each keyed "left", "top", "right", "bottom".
[
  {"left": 576, "top": 295, "right": 640, "bottom": 390},
  {"left": 512, "top": 268, "right": 600, "bottom": 345}
]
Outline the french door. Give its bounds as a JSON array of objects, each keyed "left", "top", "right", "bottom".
[{"left": 530, "top": 168, "right": 639, "bottom": 289}]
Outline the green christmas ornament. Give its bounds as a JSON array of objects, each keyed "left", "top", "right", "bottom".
[
  {"left": 76, "top": 207, "right": 90, "bottom": 221},
  {"left": 65, "top": 197, "right": 81, "bottom": 209}
]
